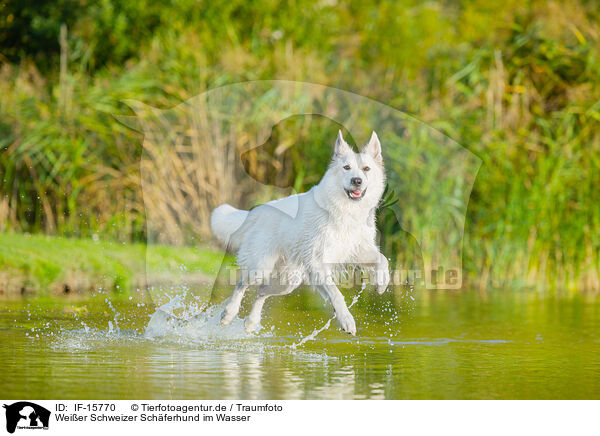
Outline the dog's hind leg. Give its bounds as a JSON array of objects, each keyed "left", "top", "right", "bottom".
[
  {"left": 221, "top": 279, "right": 249, "bottom": 325},
  {"left": 244, "top": 289, "right": 269, "bottom": 333},
  {"left": 245, "top": 283, "right": 299, "bottom": 333}
]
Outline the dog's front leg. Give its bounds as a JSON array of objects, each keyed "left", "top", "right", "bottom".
[
  {"left": 317, "top": 283, "right": 357, "bottom": 335},
  {"left": 374, "top": 252, "right": 390, "bottom": 294},
  {"left": 360, "top": 247, "right": 390, "bottom": 294}
]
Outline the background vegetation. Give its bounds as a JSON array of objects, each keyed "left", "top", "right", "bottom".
[{"left": 1, "top": 0, "right": 599, "bottom": 291}]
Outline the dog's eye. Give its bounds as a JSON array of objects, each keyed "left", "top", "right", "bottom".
[
  {"left": 343, "top": 165, "right": 351, "bottom": 170},
  {"left": 363, "top": 166, "right": 370, "bottom": 172}
]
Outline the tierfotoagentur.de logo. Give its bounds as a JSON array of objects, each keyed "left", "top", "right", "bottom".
[{"left": 3, "top": 402, "right": 50, "bottom": 434}]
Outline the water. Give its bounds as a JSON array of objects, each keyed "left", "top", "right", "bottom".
[{"left": 1, "top": 288, "right": 599, "bottom": 399}]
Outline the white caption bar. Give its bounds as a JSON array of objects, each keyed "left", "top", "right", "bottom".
[{"left": 0, "top": 400, "right": 596, "bottom": 435}]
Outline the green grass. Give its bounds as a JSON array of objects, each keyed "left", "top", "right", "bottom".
[{"left": 0, "top": 233, "right": 226, "bottom": 296}]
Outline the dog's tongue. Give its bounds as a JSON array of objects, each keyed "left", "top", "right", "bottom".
[{"left": 350, "top": 190, "right": 362, "bottom": 198}]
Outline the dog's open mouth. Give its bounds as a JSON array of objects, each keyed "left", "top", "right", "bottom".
[{"left": 345, "top": 188, "right": 366, "bottom": 201}]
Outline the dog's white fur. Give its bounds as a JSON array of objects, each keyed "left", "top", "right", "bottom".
[{"left": 211, "top": 131, "right": 390, "bottom": 335}]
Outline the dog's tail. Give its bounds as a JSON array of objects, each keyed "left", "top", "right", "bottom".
[{"left": 210, "top": 204, "right": 249, "bottom": 251}]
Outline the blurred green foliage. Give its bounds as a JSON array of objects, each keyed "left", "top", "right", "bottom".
[
  {"left": 0, "top": 0, "right": 599, "bottom": 290},
  {"left": 0, "top": 0, "right": 79, "bottom": 68}
]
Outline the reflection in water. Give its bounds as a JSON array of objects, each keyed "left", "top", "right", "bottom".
[{"left": 1, "top": 289, "right": 599, "bottom": 399}]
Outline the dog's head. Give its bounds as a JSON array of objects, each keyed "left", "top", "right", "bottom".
[{"left": 328, "top": 130, "right": 386, "bottom": 204}]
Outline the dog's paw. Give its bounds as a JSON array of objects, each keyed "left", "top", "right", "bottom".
[
  {"left": 244, "top": 316, "right": 260, "bottom": 334},
  {"left": 337, "top": 310, "right": 357, "bottom": 336},
  {"left": 221, "top": 308, "right": 235, "bottom": 326},
  {"left": 375, "top": 267, "right": 390, "bottom": 295}
]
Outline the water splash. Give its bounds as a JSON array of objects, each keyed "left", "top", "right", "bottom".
[
  {"left": 288, "top": 282, "right": 367, "bottom": 349},
  {"left": 144, "top": 294, "right": 255, "bottom": 342},
  {"left": 48, "top": 283, "right": 390, "bottom": 358},
  {"left": 105, "top": 298, "right": 121, "bottom": 330}
]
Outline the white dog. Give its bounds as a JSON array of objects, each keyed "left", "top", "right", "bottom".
[{"left": 210, "top": 130, "right": 390, "bottom": 335}]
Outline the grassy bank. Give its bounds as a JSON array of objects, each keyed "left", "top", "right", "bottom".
[{"left": 0, "top": 233, "right": 225, "bottom": 296}]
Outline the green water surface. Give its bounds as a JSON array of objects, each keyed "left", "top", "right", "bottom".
[{"left": 1, "top": 288, "right": 599, "bottom": 399}]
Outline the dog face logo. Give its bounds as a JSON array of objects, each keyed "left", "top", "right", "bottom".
[{"left": 3, "top": 402, "right": 50, "bottom": 433}]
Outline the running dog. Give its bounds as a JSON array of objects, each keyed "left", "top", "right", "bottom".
[{"left": 210, "top": 131, "right": 390, "bottom": 334}]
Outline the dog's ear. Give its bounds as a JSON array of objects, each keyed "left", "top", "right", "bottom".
[
  {"left": 362, "top": 131, "right": 382, "bottom": 164},
  {"left": 334, "top": 130, "right": 352, "bottom": 158}
]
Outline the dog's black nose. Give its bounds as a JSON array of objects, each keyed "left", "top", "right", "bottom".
[{"left": 351, "top": 177, "right": 362, "bottom": 186}]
